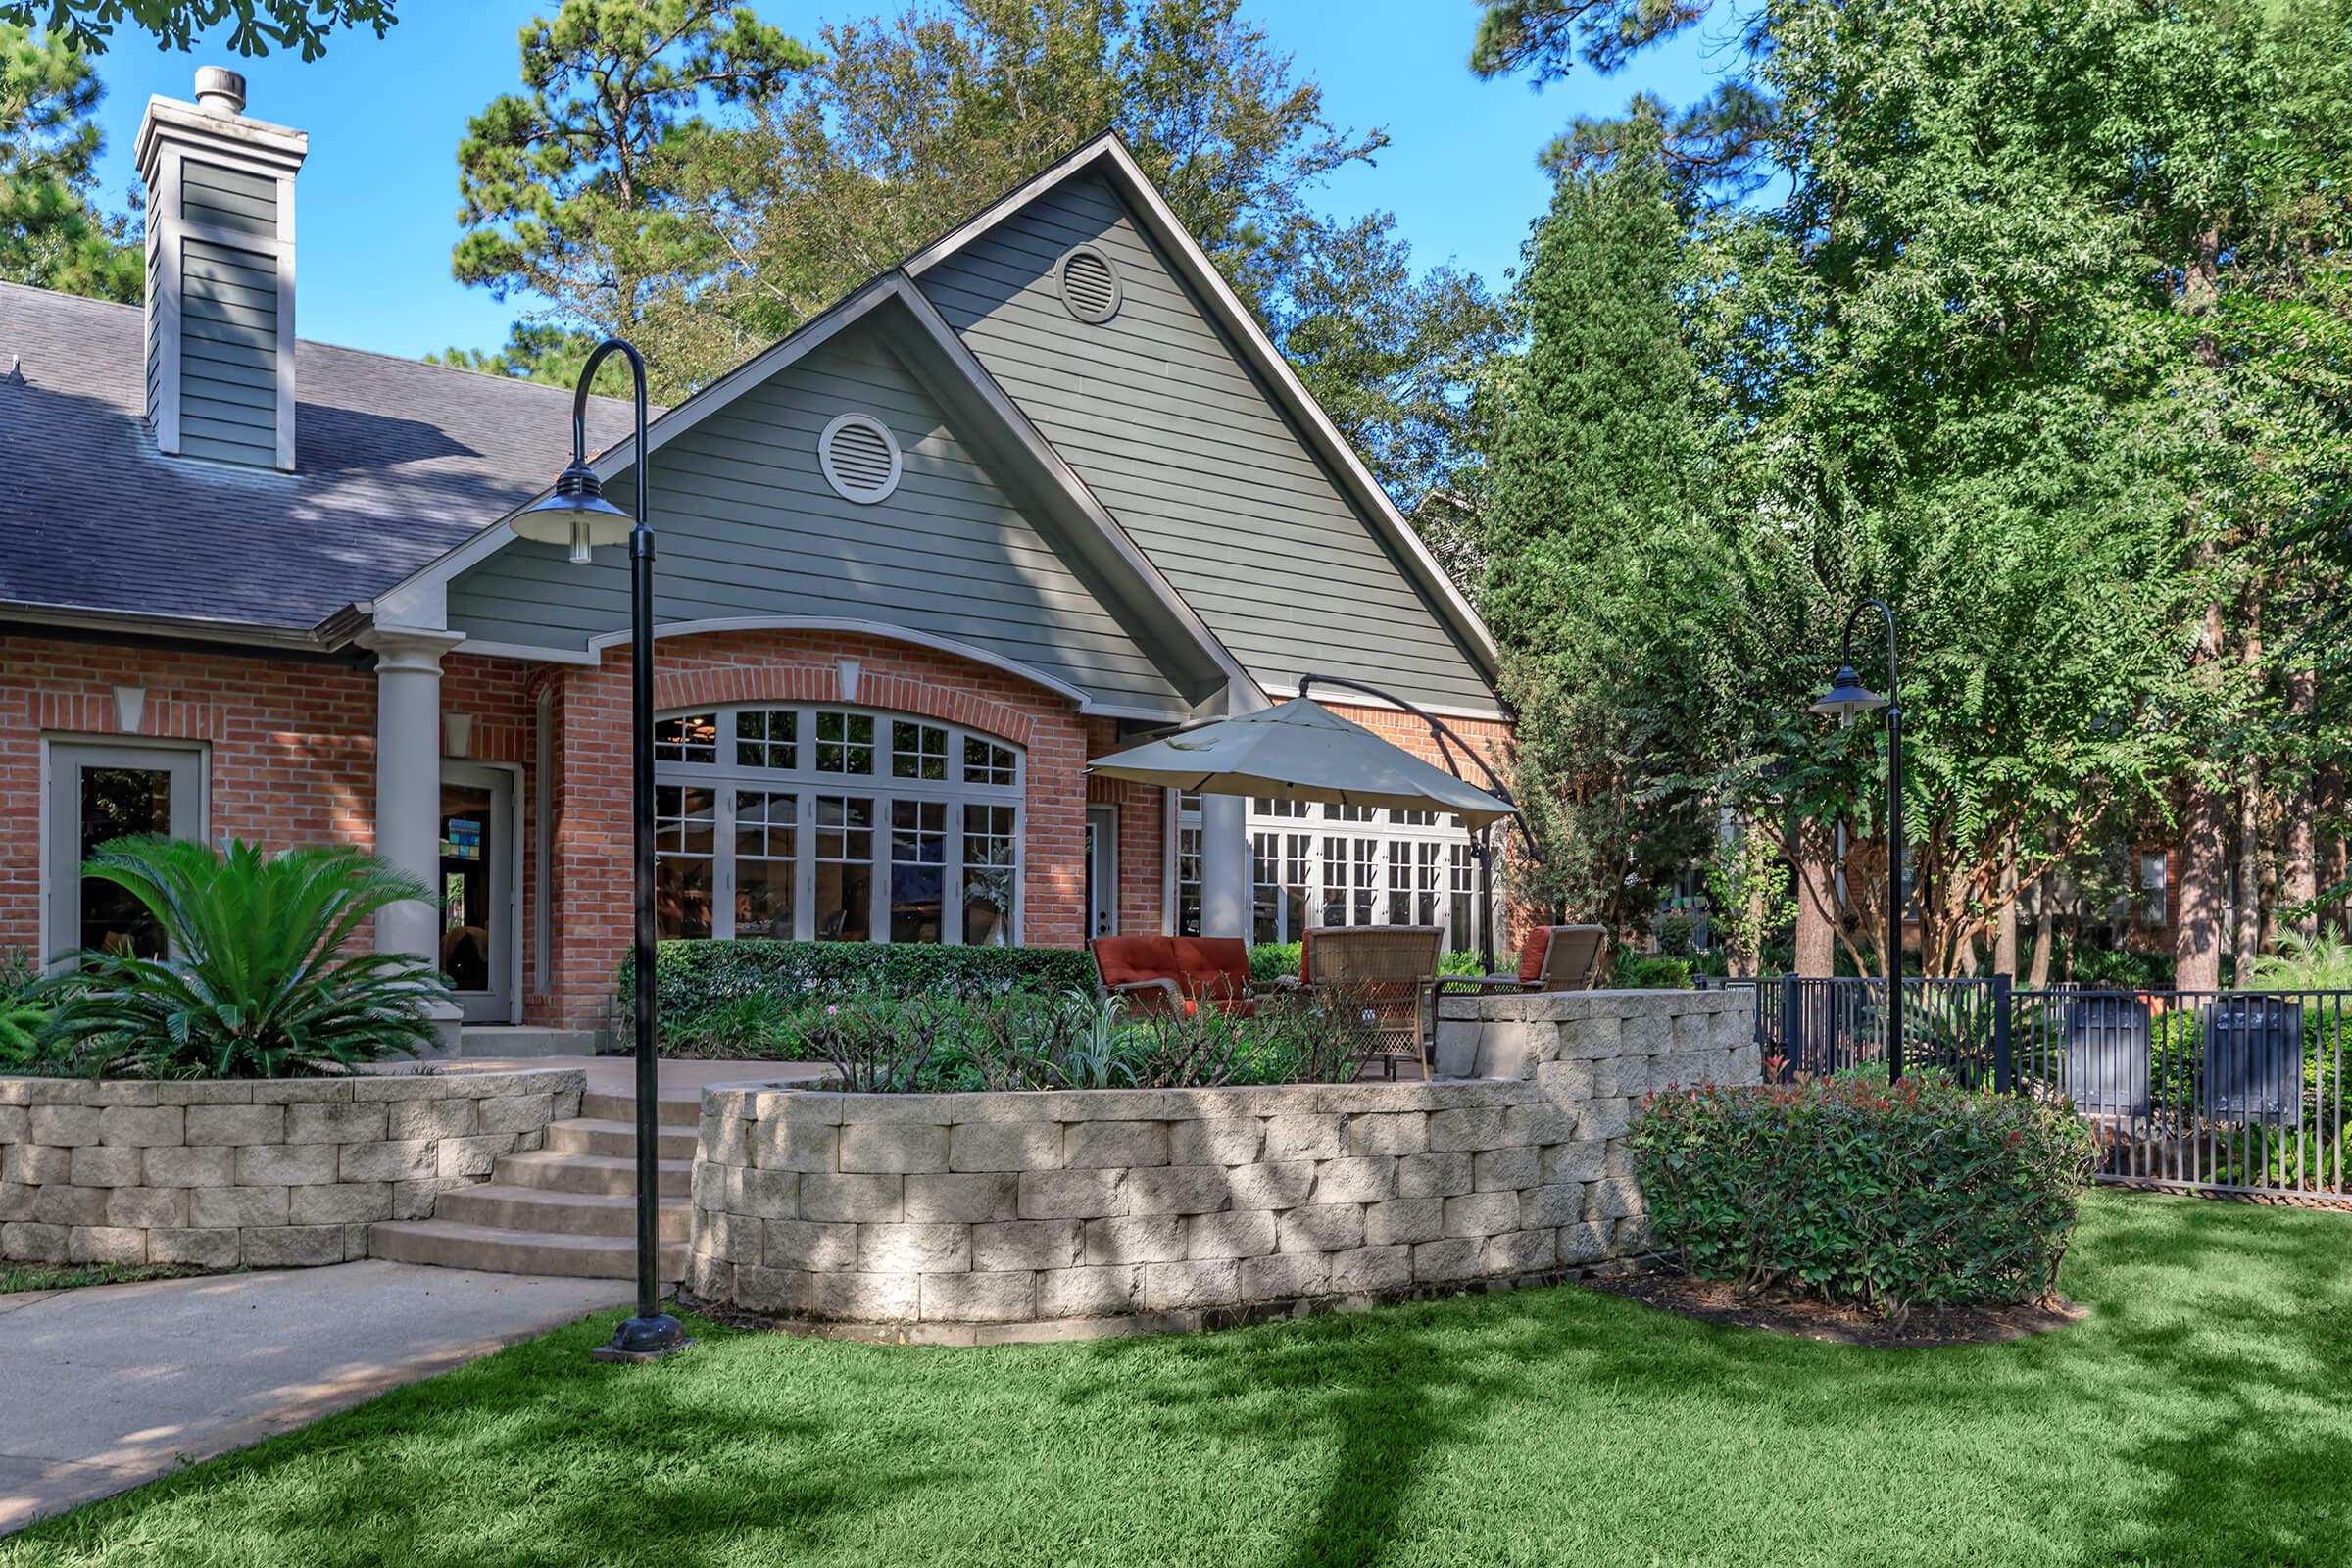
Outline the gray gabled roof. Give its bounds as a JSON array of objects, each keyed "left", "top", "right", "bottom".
[{"left": 0, "top": 281, "right": 636, "bottom": 646}]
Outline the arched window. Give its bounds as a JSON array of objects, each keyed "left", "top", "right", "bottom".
[{"left": 652, "top": 704, "right": 1022, "bottom": 946}]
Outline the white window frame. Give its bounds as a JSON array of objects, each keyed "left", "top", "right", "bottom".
[
  {"left": 652, "top": 702, "right": 1024, "bottom": 946},
  {"left": 1173, "top": 794, "right": 1493, "bottom": 955},
  {"left": 39, "top": 735, "right": 210, "bottom": 970}
]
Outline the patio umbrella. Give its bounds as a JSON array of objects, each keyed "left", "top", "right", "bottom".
[{"left": 1087, "top": 696, "right": 1517, "bottom": 829}]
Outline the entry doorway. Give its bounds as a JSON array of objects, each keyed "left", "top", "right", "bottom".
[
  {"left": 1085, "top": 805, "right": 1118, "bottom": 940},
  {"left": 439, "top": 762, "right": 518, "bottom": 1024},
  {"left": 44, "top": 741, "right": 204, "bottom": 966}
]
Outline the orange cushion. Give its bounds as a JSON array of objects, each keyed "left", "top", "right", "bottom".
[
  {"left": 1518, "top": 927, "right": 1553, "bottom": 986},
  {"left": 1173, "top": 936, "right": 1250, "bottom": 1002},
  {"left": 1092, "top": 935, "right": 1177, "bottom": 991}
]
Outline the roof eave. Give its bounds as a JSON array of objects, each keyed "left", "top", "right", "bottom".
[{"left": 902, "top": 133, "right": 1504, "bottom": 689}]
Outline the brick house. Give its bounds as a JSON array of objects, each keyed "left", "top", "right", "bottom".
[{"left": 0, "top": 74, "right": 1513, "bottom": 1046}]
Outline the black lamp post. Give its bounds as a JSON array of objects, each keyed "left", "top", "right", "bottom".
[
  {"left": 1810, "top": 598, "right": 1904, "bottom": 1082},
  {"left": 512, "top": 338, "right": 688, "bottom": 1363}
]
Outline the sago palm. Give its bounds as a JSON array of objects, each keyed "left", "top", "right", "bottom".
[{"left": 48, "top": 836, "right": 453, "bottom": 1079}]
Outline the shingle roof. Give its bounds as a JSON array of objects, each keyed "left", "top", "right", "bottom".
[{"left": 0, "top": 281, "right": 639, "bottom": 639}]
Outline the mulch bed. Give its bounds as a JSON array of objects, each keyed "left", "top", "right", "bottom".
[{"left": 1585, "top": 1267, "right": 2086, "bottom": 1348}]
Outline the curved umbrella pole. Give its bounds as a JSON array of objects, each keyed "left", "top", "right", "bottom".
[{"left": 1297, "top": 674, "right": 1545, "bottom": 977}]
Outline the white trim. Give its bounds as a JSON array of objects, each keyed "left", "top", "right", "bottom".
[
  {"left": 368, "top": 275, "right": 1253, "bottom": 715},
  {"left": 275, "top": 166, "right": 298, "bottom": 471},
  {"left": 533, "top": 686, "right": 553, "bottom": 997},
  {"left": 889, "top": 282, "right": 1264, "bottom": 711},
  {"left": 651, "top": 700, "right": 1026, "bottom": 946},
  {"left": 441, "top": 757, "right": 523, "bottom": 1025},
  {"left": 39, "top": 735, "right": 210, "bottom": 972},
  {"left": 371, "top": 277, "right": 910, "bottom": 611},
  {"left": 1086, "top": 802, "right": 1120, "bottom": 938},
  {"left": 1057, "top": 244, "right": 1122, "bottom": 323},
  {"left": 595, "top": 616, "right": 1102, "bottom": 710},
  {"left": 816, "top": 412, "right": 903, "bottom": 504},
  {"left": 905, "top": 134, "right": 1503, "bottom": 686}
]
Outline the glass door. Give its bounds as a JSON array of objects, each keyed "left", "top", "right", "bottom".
[
  {"left": 45, "top": 743, "right": 203, "bottom": 965},
  {"left": 439, "top": 763, "right": 515, "bottom": 1024}
]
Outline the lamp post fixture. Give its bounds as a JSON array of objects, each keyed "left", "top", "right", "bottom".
[
  {"left": 1810, "top": 598, "right": 1904, "bottom": 1083},
  {"left": 511, "top": 338, "right": 688, "bottom": 1363}
]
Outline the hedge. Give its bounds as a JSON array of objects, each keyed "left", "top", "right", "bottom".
[
  {"left": 1630, "top": 1070, "right": 2098, "bottom": 1317},
  {"left": 619, "top": 940, "right": 1099, "bottom": 1018}
]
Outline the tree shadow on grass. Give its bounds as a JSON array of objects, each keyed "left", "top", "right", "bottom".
[
  {"left": 1053, "top": 1195, "right": 2352, "bottom": 1568},
  {"left": 14, "top": 1197, "right": 2350, "bottom": 1568}
]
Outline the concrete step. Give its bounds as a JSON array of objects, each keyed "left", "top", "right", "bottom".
[
  {"left": 435, "top": 1183, "right": 692, "bottom": 1241},
  {"left": 495, "top": 1150, "right": 693, "bottom": 1199},
  {"left": 547, "top": 1117, "right": 700, "bottom": 1161},
  {"left": 582, "top": 1090, "right": 703, "bottom": 1130},
  {"left": 369, "top": 1219, "right": 686, "bottom": 1282},
  {"left": 455, "top": 1026, "right": 601, "bottom": 1059}
]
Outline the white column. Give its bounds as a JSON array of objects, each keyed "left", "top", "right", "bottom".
[
  {"left": 1200, "top": 793, "right": 1250, "bottom": 940},
  {"left": 358, "top": 625, "right": 466, "bottom": 1030}
]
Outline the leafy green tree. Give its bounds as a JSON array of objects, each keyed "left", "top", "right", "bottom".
[
  {"left": 424, "top": 321, "right": 620, "bottom": 394},
  {"left": 454, "top": 0, "right": 1505, "bottom": 505},
  {"left": 0, "top": 23, "right": 137, "bottom": 302},
  {"left": 0, "top": 0, "right": 391, "bottom": 58},
  {"left": 1483, "top": 0, "right": 2352, "bottom": 984},
  {"left": 453, "top": 0, "right": 815, "bottom": 354},
  {"left": 1480, "top": 111, "right": 1720, "bottom": 935}
]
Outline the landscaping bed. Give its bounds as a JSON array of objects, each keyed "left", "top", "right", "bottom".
[
  {"left": 7, "top": 1194, "right": 2345, "bottom": 1566},
  {"left": 1586, "top": 1266, "right": 2088, "bottom": 1348}
]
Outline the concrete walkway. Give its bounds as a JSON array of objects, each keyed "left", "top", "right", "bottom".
[{"left": 0, "top": 1262, "right": 632, "bottom": 1535}]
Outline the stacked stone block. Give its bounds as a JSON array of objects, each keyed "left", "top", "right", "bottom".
[
  {"left": 0, "top": 1068, "right": 583, "bottom": 1269},
  {"left": 690, "top": 989, "right": 1760, "bottom": 1334}
]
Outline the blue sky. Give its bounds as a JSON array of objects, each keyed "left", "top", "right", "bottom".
[{"left": 82, "top": 1, "right": 1729, "bottom": 362}]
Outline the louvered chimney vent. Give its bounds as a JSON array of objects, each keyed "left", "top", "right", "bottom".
[{"left": 135, "top": 70, "right": 307, "bottom": 470}]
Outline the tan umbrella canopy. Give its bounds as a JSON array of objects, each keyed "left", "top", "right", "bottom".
[{"left": 1087, "top": 697, "right": 1517, "bottom": 829}]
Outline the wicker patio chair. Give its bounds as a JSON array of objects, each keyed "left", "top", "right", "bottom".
[
  {"left": 1301, "top": 924, "right": 1444, "bottom": 1079},
  {"left": 1518, "top": 924, "right": 1610, "bottom": 992}
]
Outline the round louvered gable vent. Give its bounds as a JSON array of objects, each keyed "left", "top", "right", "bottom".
[
  {"left": 818, "top": 413, "right": 902, "bottom": 504},
  {"left": 1057, "top": 245, "right": 1122, "bottom": 323}
]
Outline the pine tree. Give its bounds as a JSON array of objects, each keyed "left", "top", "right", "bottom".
[{"left": 1481, "top": 111, "right": 1717, "bottom": 932}]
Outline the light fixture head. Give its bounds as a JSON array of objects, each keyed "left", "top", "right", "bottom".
[
  {"left": 1810, "top": 662, "right": 1889, "bottom": 727},
  {"left": 511, "top": 459, "right": 632, "bottom": 564}
]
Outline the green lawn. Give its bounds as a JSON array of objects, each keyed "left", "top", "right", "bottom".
[{"left": 9, "top": 1193, "right": 2348, "bottom": 1567}]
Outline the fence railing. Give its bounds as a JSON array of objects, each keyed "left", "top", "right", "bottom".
[{"left": 1751, "top": 975, "right": 2351, "bottom": 1201}]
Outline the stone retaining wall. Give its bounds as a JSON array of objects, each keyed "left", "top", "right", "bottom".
[
  {"left": 0, "top": 1067, "right": 584, "bottom": 1270},
  {"left": 688, "top": 990, "right": 1758, "bottom": 1340}
]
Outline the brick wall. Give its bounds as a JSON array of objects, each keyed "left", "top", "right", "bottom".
[
  {"left": 1085, "top": 715, "right": 1169, "bottom": 937},
  {"left": 0, "top": 628, "right": 1522, "bottom": 1030},
  {"left": 0, "top": 636, "right": 378, "bottom": 956},
  {"left": 543, "top": 629, "right": 1094, "bottom": 1029}
]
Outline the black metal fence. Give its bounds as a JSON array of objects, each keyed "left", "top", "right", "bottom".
[{"left": 1750, "top": 975, "right": 2351, "bottom": 1201}]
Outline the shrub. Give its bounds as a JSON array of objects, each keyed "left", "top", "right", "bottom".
[
  {"left": 1614, "top": 954, "right": 1693, "bottom": 989},
  {"left": 1249, "top": 941, "right": 1301, "bottom": 985},
  {"left": 1655, "top": 912, "right": 1695, "bottom": 957},
  {"left": 1630, "top": 1069, "right": 2098, "bottom": 1319},
  {"left": 800, "top": 988, "right": 1379, "bottom": 1093},
  {"left": 43, "top": 837, "right": 451, "bottom": 1079},
  {"left": 622, "top": 939, "right": 1097, "bottom": 1021},
  {"left": 1250, "top": 941, "right": 1486, "bottom": 984}
]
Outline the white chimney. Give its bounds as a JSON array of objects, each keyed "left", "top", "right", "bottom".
[{"left": 135, "top": 70, "right": 308, "bottom": 470}]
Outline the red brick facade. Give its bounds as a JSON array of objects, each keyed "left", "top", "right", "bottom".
[{"left": 3, "top": 627, "right": 1522, "bottom": 1025}]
